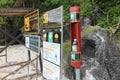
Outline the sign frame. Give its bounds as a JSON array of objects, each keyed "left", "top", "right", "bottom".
[
  {"left": 24, "top": 9, "right": 40, "bottom": 34},
  {"left": 42, "top": 6, "right": 63, "bottom": 80},
  {"left": 25, "top": 35, "right": 41, "bottom": 54}
]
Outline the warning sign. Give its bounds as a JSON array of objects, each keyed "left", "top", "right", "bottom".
[
  {"left": 24, "top": 9, "right": 39, "bottom": 34},
  {"left": 43, "top": 13, "right": 48, "bottom": 23},
  {"left": 24, "top": 17, "right": 30, "bottom": 31}
]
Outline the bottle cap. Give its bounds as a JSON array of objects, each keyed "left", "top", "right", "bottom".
[{"left": 74, "top": 39, "right": 77, "bottom": 41}]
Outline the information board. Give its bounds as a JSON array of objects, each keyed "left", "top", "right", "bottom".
[
  {"left": 43, "top": 60, "right": 60, "bottom": 80},
  {"left": 43, "top": 6, "right": 62, "bottom": 28},
  {"left": 24, "top": 9, "right": 39, "bottom": 34},
  {"left": 25, "top": 35, "right": 40, "bottom": 53},
  {"left": 43, "top": 42, "right": 60, "bottom": 65},
  {"left": 42, "top": 6, "right": 63, "bottom": 80}
]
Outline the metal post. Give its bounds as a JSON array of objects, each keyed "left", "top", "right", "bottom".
[
  {"left": 27, "top": 50, "right": 30, "bottom": 80},
  {"left": 28, "top": 50, "right": 31, "bottom": 61},
  {"left": 36, "top": 54, "right": 39, "bottom": 80},
  {"left": 39, "top": 48, "right": 43, "bottom": 72},
  {"left": 69, "top": 6, "right": 82, "bottom": 80},
  {"left": 75, "top": 69, "right": 81, "bottom": 80},
  {"left": 5, "top": 25, "right": 7, "bottom": 63}
]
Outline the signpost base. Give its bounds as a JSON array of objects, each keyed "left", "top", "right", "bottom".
[{"left": 75, "top": 68, "right": 81, "bottom": 80}]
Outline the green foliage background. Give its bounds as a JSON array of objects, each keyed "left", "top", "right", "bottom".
[
  {"left": 0, "top": 0, "right": 120, "bottom": 62},
  {"left": 0, "top": 0, "right": 120, "bottom": 29}
]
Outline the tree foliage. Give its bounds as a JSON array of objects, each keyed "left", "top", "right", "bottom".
[
  {"left": 96, "top": 0, "right": 120, "bottom": 28},
  {"left": 0, "top": 0, "right": 15, "bottom": 24},
  {"left": 0, "top": 0, "right": 14, "bottom": 8},
  {"left": 0, "top": 0, "right": 120, "bottom": 30}
]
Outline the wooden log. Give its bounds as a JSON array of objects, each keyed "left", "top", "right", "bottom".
[
  {"left": 12, "top": 72, "right": 42, "bottom": 79},
  {"left": 0, "top": 8, "right": 34, "bottom": 16},
  {"left": 0, "top": 54, "right": 6, "bottom": 57},
  {"left": 0, "top": 32, "right": 23, "bottom": 53},
  {"left": 13, "top": 0, "right": 27, "bottom": 8},
  {"left": 1, "top": 58, "right": 36, "bottom": 79},
  {"left": 0, "top": 8, "right": 33, "bottom": 13},
  {"left": 0, "top": 61, "right": 27, "bottom": 69}
]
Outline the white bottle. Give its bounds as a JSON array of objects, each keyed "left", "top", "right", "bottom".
[{"left": 72, "top": 39, "right": 77, "bottom": 51}]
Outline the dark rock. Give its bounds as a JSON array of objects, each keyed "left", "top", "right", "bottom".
[
  {"left": 81, "top": 17, "right": 92, "bottom": 30},
  {"left": 65, "top": 66, "right": 75, "bottom": 80},
  {"left": 81, "top": 28, "right": 120, "bottom": 80},
  {"left": 63, "top": 25, "right": 70, "bottom": 42},
  {"left": 65, "top": 28, "right": 120, "bottom": 80}
]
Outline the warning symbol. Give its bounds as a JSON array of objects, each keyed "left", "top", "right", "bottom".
[
  {"left": 43, "top": 13, "right": 48, "bottom": 23},
  {"left": 24, "top": 17, "right": 30, "bottom": 31}
]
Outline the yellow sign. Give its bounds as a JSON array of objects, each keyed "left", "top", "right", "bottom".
[
  {"left": 54, "top": 33, "right": 59, "bottom": 39},
  {"left": 24, "top": 9, "right": 39, "bottom": 34},
  {"left": 43, "top": 13, "right": 48, "bottom": 23},
  {"left": 24, "top": 17, "right": 30, "bottom": 31},
  {"left": 43, "top": 33, "right": 47, "bottom": 41}
]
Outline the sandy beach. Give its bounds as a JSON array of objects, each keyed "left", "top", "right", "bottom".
[
  {"left": 0, "top": 44, "right": 42, "bottom": 80},
  {"left": 0, "top": 44, "right": 69, "bottom": 80}
]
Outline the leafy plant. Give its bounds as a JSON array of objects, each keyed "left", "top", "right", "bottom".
[
  {"left": 81, "top": 26, "right": 100, "bottom": 37},
  {"left": 63, "top": 40, "right": 71, "bottom": 59}
]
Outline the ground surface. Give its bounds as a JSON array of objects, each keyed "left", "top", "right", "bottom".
[
  {"left": 0, "top": 45, "right": 42, "bottom": 80},
  {"left": 0, "top": 45, "right": 69, "bottom": 80}
]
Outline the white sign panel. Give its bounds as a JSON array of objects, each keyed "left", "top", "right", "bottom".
[
  {"left": 42, "top": 6, "right": 63, "bottom": 80},
  {"left": 43, "top": 60, "right": 60, "bottom": 80},
  {"left": 25, "top": 37, "right": 29, "bottom": 48},
  {"left": 43, "top": 41, "right": 60, "bottom": 66}
]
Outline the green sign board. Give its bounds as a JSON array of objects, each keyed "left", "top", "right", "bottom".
[
  {"left": 48, "top": 32, "right": 53, "bottom": 42},
  {"left": 70, "top": 13, "right": 75, "bottom": 20}
]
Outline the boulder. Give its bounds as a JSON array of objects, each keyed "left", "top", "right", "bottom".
[
  {"left": 81, "top": 17, "right": 92, "bottom": 30},
  {"left": 81, "top": 28, "right": 120, "bottom": 80},
  {"left": 65, "top": 28, "right": 120, "bottom": 80}
]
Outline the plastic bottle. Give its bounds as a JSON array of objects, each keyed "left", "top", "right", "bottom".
[{"left": 72, "top": 39, "right": 77, "bottom": 51}]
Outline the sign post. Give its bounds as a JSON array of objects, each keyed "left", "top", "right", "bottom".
[
  {"left": 24, "top": 9, "right": 42, "bottom": 80},
  {"left": 25, "top": 35, "right": 41, "bottom": 80},
  {"left": 42, "top": 6, "right": 63, "bottom": 80},
  {"left": 69, "top": 6, "right": 82, "bottom": 80}
]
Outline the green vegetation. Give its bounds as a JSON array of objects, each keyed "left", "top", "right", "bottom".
[
  {"left": 96, "top": 0, "right": 120, "bottom": 28},
  {"left": 0, "top": 0, "right": 14, "bottom": 8},
  {"left": 0, "top": 0, "right": 120, "bottom": 29},
  {"left": 81, "top": 26, "right": 100, "bottom": 37},
  {"left": 0, "top": 0, "right": 120, "bottom": 66},
  {"left": 63, "top": 40, "right": 70, "bottom": 59},
  {"left": 0, "top": 0, "right": 120, "bottom": 51},
  {"left": 0, "top": 0, "right": 22, "bottom": 28}
]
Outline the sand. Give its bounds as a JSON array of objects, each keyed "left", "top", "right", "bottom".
[
  {"left": 0, "top": 44, "right": 42, "bottom": 80},
  {"left": 0, "top": 45, "right": 69, "bottom": 80}
]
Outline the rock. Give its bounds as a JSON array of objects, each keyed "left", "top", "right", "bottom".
[
  {"left": 65, "top": 28, "right": 120, "bottom": 80},
  {"left": 81, "top": 17, "right": 92, "bottom": 30},
  {"left": 65, "top": 66, "right": 75, "bottom": 80},
  {"left": 81, "top": 28, "right": 120, "bottom": 80},
  {"left": 63, "top": 25, "right": 70, "bottom": 42},
  {"left": 83, "top": 69, "right": 96, "bottom": 80}
]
